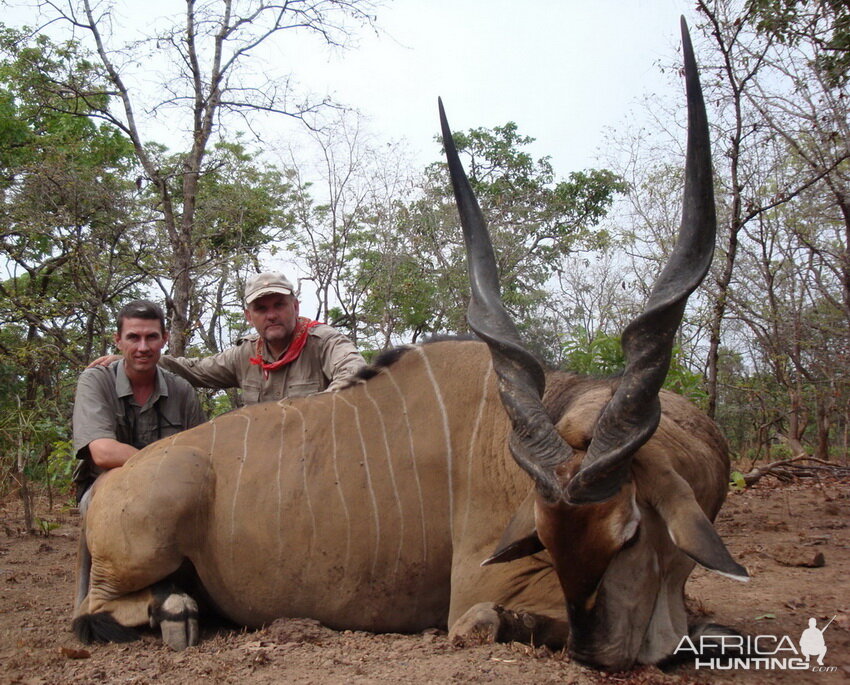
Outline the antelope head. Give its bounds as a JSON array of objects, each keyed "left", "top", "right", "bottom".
[{"left": 441, "top": 18, "right": 748, "bottom": 669}]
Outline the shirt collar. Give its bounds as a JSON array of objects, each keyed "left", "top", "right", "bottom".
[
  {"left": 114, "top": 359, "right": 169, "bottom": 406},
  {"left": 257, "top": 321, "right": 317, "bottom": 362}
]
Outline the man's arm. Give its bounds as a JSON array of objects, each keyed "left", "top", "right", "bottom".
[
  {"left": 87, "top": 438, "right": 138, "bottom": 469},
  {"left": 72, "top": 367, "right": 135, "bottom": 472},
  {"left": 159, "top": 348, "right": 242, "bottom": 390},
  {"left": 317, "top": 327, "right": 367, "bottom": 391}
]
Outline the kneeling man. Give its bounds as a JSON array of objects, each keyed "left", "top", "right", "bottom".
[{"left": 72, "top": 300, "right": 206, "bottom": 507}]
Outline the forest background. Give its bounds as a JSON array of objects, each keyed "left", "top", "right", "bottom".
[{"left": 0, "top": 0, "right": 847, "bottom": 526}]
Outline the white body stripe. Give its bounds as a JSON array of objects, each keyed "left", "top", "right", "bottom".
[
  {"left": 230, "top": 414, "right": 252, "bottom": 566},
  {"left": 461, "top": 363, "right": 494, "bottom": 540},
  {"left": 338, "top": 394, "right": 382, "bottom": 576},
  {"left": 384, "top": 366, "right": 429, "bottom": 563},
  {"left": 415, "top": 347, "right": 454, "bottom": 532},
  {"left": 362, "top": 382, "right": 406, "bottom": 578},
  {"left": 330, "top": 394, "right": 352, "bottom": 573}
]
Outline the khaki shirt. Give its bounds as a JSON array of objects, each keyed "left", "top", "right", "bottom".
[
  {"left": 72, "top": 360, "right": 206, "bottom": 494},
  {"left": 159, "top": 324, "right": 367, "bottom": 404}
]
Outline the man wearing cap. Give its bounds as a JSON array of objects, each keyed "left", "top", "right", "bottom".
[{"left": 155, "top": 272, "right": 366, "bottom": 404}]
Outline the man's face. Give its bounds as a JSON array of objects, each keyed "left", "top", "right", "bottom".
[
  {"left": 114, "top": 317, "right": 167, "bottom": 376},
  {"left": 245, "top": 293, "right": 300, "bottom": 351}
]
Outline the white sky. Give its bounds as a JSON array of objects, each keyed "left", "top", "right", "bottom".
[
  {"left": 293, "top": 0, "right": 690, "bottom": 170},
  {"left": 7, "top": 0, "right": 696, "bottom": 306},
  {"left": 11, "top": 0, "right": 693, "bottom": 171}
]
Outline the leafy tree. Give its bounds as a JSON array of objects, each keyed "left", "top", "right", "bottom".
[
  {"left": 23, "top": 0, "right": 377, "bottom": 355},
  {"left": 350, "top": 122, "right": 627, "bottom": 351},
  {"left": 561, "top": 329, "right": 626, "bottom": 376},
  {"left": 139, "top": 138, "right": 299, "bottom": 356},
  {"left": 0, "top": 28, "right": 141, "bottom": 373},
  {"left": 0, "top": 28, "right": 142, "bottom": 506},
  {"left": 562, "top": 330, "right": 709, "bottom": 406},
  {"left": 689, "top": 1, "right": 849, "bottom": 454},
  {"left": 595, "top": 3, "right": 847, "bottom": 460},
  {"left": 747, "top": 0, "right": 850, "bottom": 85},
  {"left": 727, "top": 193, "right": 849, "bottom": 458},
  {"left": 283, "top": 109, "right": 416, "bottom": 346}
]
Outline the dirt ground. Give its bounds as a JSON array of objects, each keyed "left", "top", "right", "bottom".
[{"left": 1, "top": 476, "right": 848, "bottom": 685}]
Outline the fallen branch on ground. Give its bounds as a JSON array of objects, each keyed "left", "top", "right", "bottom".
[{"left": 739, "top": 455, "right": 850, "bottom": 486}]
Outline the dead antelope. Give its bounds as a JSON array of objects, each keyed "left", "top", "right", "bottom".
[{"left": 73, "top": 19, "right": 746, "bottom": 670}]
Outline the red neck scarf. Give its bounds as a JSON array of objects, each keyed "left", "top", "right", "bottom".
[{"left": 249, "top": 317, "right": 320, "bottom": 379}]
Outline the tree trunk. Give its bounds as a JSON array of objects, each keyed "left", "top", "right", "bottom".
[
  {"left": 834, "top": 189, "right": 850, "bottom": 331},
  {"left": 815, "top": 394, "right": 832, "bottom": 460}
]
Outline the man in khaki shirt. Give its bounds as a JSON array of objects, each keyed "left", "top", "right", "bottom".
[
  {"left": 160, "top": 272, "right": 366, "bottom": 404},
  {"left": 73, "top": 300, "right": 206, "bottom": 502}
]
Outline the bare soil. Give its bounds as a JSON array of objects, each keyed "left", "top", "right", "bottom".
[{"left": 1, "top": 477, "right": 848, "bottom": 685}]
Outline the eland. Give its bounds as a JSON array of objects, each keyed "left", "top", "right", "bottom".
[{"left": 73, "top": 19, "right": 747, "bottom": 670}]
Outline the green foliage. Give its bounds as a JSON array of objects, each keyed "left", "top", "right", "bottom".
[
  {"left": 0, "top": 28, "right": 144, "bottom": 497},
  {"left": 562, "top": 329, "right": 709, "bottom": 405},
  {"left": 165, "top": 139, "right": 295, "bottom": 259},
  {"left": 0, "top": 27, "right": 135, "bottom": 181},
  {"left": 0, "top": 27, "right": 142, "bottom": 367},
  {"left": 47, "top": 439, "right": 75, "bottom": 491},
  {"left": 0, "top": 28, "right": 298, "bottom": 497},
  {"left": 562, "top": 330, "right": 626, "bottom": 375},
  {"left": 729, "top": 470, "right": 747, "bottom": 490},
  {"left": 349, "top": 122, "right": 626, "bottom": 345},
  {"left": 665, "top": 360, "right": 710, "bottom": 408},
  {"left": 747, "top": 0, "right": 850, "bottom": 85},
  {"left": 446, "top": 123, "right": 624, "bottom": 270},
  {"left": 358, "top": 348, "right": 381, "bottom": 364},
  {"left": 34, "top": 517, "right": 61, "bottom": 536},
  {"left": 0, "top": 391, "right": 72, "bottom": 498},
  {"left": 140, "top": 137, "right": 298, "bottom": 355},
  {"left": 202, "top": 392, "right": 237, "bottom": 419},
  {"left": 351, "top": 246, "right": 440, "bottom": 342}
]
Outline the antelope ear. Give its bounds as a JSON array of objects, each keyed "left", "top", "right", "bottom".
[
  {"left": 653, "top": 470, "right": 749, "bottom": 581},
  {"left": 482, "top": 489, "right": 545, "bottom": 565}
]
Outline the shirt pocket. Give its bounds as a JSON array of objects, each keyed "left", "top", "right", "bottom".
[
  {"left": 241, "top": 380, "right": 262, "bottom": 405},
  {"left": 158, "top": 405, "right": 186, "bottom": 436},
  {"left": 286, "top": 381, "right": 321, "bottom": 399}
]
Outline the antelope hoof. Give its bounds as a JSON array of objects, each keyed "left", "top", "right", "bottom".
[
  {"left": 152, "top": 592, "right": 199, "bottom": 650},
  {"left": 449, "top": 602, "right": 502, "bottom": 647}
]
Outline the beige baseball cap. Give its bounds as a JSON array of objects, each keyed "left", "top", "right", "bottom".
[{"left": 244, "top": 272, "right": 295, "bottom": 305}]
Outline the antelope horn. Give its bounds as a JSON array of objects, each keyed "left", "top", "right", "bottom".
[
  {"left": 440, "top": 99, "right": 574, "bottom": 503},
  {"left": 566, "top": 18, "right": 717, "bottom": 504}
]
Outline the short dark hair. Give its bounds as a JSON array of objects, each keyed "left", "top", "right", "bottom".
[{"left": 117, "top": 300, "right": 167, "bottom": 335}]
